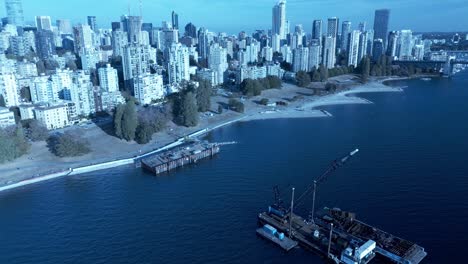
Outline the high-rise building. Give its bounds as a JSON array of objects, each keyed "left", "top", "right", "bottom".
[
  {"left": 272, "top": 0, "right": 287, "bottom": 40},
  {"left": 312, "top": 20, "right": 322, "bottom": 43},
  {"left": 372, "top": 39, "right": 384, "bottom": 61},
  {"left": 122, "top": 43, "right": 153, "bottom": 87},
  {"left": 386, "top": 31, "right": 398, "bottom": 57},
  {"left": 373, "top": 9, "right": 390, "bottom": 48},
  {"left": 111, "top": 30, "right": 128, "bottom": 57},
  {"left": 347, "top": 30, "right": 361, "bottom": 67},
  {"left": 322, "top": 36, "right": 336, "bottom": 69},
  {"left": 166, "top": 43, "right": 190, "bottom": 85},
  {"left": 198, "top": 27, "right": 209, "bottom": 59},
  {"left": 271, "top": 34, "right": 280, "bottom": 53},
  {"left": 5, "top": 0, "right": 24, "bottom": 26},
  {"left": 280, "top": 45, "right": 292, "bottom": 63},
  {"left": 208, "top": 43, "right": 228, "bottom": 85},
  {"left": 398, "top": 30, "right": 413, "bottom": 60},
  {"left": 357, "top": 32, "right": 367, "bottom": 62},
  {"left": 358, "top": 22, "right": 366, "bottom": 32},
  {"left": 35, "top": 16, "right": 52, "bottom": 31},
  {"left": 99, "top": 64, "right": 119, "bottom": 93},
  {"left": 341, "top": 21, "right": 352, "bottom": 52},
  {"left": 0, "top": 72, "right": 18, "bottom": 107},
  {"left": 56, "top": 19, "right": 72, "bottom": 34},
  {"left": 69, "top": 71, "right": 95, "bottom": 116},
  {"left": 308, "top": 42, "right": 321, "bottom": 70},
  {"left": 171, "top": 11, "right": 179, "bottom": 30},
  {"left": 185, "top": 23, "right": 197, "bottom": 38},
  {"left": 35, "top": 30, "right": 56, "bottom": 59},
  {"left": 73, "top": 24, "right": 94, "bottom": 53},
  {"left": 292, "top": 46, "right": 309, "bottom": 72},
  {"left": 327, "top": 17, "right": 339, "bottom": 38},
  {"left": 87, "top": 16, "right": 97, "bottom": 32},
  {"left": 122, "top": 15, "right": 142, "bottom": 43},
  {"left": 365, "top": 30, "right": 374, "bottom": 56},
  {"left": 134, "top": 73, "right": 164, "bottom": 105}
]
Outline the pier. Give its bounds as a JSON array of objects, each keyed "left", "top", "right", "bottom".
[{"left": 140, "top": 142, "right": 221, "bottom": 175}]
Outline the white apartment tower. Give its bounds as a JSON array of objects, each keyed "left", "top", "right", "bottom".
[
  {"left": 348, "top": 30, "right": 361, "bottom": 67},
  {"left": 293, "top": 47, "right": 309, "bottom": 72},
  {"left": 272, "top": 0, "right": 287, "bottom": 40},
  {"left": 99, "top": 64, "right": 119, "bottom": 92},
  {"left": 167, "top": 43, "right": 190, "bottom": 84},
  {"left": 322, "top": 36, "right": 336, "bottom": 69},
  {"left": 208, "top": 43, "right": 228, "bottom": 85},
  {"left": 134, "top": 74, "right": 164, "bottom": 105},
  {"left": 122, "top": 43, "right": 153, "bottom": 87}
]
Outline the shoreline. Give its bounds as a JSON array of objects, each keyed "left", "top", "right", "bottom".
[{"left": 0, "top": 76, "right": 410, "bottom": 193}]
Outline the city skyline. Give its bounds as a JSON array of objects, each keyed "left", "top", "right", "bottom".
[{"left": 4, "top": 0, "right": 468, "bottom": 34}]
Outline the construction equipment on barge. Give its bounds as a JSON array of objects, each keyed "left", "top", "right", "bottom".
[
  {"left": 140, "top": 141, "right": 221, "bottom": 175},
  {"left": 257, "top": 149, "right": 427, "bottom": 264}
]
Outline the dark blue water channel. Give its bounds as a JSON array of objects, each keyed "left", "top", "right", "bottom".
[{"left": 1, "top": 72, "right": 468, "bottom": 263}]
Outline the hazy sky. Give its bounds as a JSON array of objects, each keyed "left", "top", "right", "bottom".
[{"left": 8, "top": 0, "right": 468, "bottom": 34}]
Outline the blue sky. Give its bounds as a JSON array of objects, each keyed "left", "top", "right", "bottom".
[{"left": 8, "top": 0, "right": 468, "bottom": 34}]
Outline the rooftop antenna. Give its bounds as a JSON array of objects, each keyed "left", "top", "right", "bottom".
[
  {"left": 139, "top": 0, "right": 143, "bottom": 17},
  {"left": 128, "top": 0, "right": 131, "bottom": 15}
]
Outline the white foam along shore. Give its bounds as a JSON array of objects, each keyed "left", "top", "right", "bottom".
[{"left": 0, "top": 80, "right": 403, "bottom": 193}]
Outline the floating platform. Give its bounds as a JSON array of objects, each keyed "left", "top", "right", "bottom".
[
  {"left": 323, "top": 208, "right": 427, "bottom": 264},
  {"left": 141, "top": 142, "right": 220, "bottom": 175},
  {"left": 258, "top": 207, "right": 427, "bottom": 264},
  {"left": 256, "top": 225, "right": 298, "bottom": 251}
]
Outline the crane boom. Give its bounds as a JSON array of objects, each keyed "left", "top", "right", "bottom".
[{"left": 287, "top": 149, "right": 359, "bottom": 213}]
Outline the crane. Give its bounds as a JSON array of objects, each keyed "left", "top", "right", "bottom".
[{"left": 285, "top": 149, "right": 360, "bottom": 224}]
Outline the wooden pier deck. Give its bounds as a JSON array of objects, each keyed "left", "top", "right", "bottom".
[{"left": 141, "top": 142, "right": 220, "bottom": 175}]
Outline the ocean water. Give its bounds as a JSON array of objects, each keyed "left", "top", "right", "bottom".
[{"left": 1, "top": 72, "right": 468, "bottom": 263}]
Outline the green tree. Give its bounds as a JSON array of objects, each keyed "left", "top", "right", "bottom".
[
  {"left": 180, "top": 92, "right": 199, "bottom": 127},
  {"left": 13, "top": 125, "right": 30, "bottom": 157},
  {"left": 114, "top": 104, "right": 125, "bottom": 138},
  {"left": 196, "top": 80, "right": 212, "bottom": 112},
  {"left": 23, "top": 119, "right": 49, "bottom": 142},
  {"left": 319, "top": 64, "right": 329, "bottom": 82},
  {"left": 66, "top": 60, "right": 78, "bottom": 71},
  {"left": 36, "top": 60, "right": 46, "bottom": 74},
  {"left": 259, "top": 98, "right": 269, "bottom": 105},
  {"left": 296, "top": 71, "right": 311, "bottom": 87},
  {"left": 0, "top": 128, "right": 16, "bottom": 163},
  {"left": 228, "top": 99, "right": 245, "bottom": 113},
  {"left": 20, "top": 87, "right": 32, "bottom": 102},
  {"left": 0, "top": 94, "right": 6, "bottom": 107},
  {"left": 266, "top": 76, "right": 282, "bottom": 88},
  {"left": 51, "top": 132, "right": 91, "bottom": 157},
  {"left": 312, "top": 70, "right": 321, "bottom": 82},
  {"left": 360, "top": 57, "right": 371, "bottom": 83},
  {"left": 121, "top": 100, "right": 138, "bottom": 141}
]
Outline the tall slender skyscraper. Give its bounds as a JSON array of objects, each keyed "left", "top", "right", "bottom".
[
  {"left": 272, "top": 0, "right": 287, "bottom": 40},
  {"left": 373, "top": 9, "right": 390, "bottom": 48},
  {"left": 87, "top": 16, "right": 97, "bottom": 31},
  {"left": 312, "top": 20, "right": 322, "bottom": 41},
  {"left": 36, "top": 16, "right": 52, "bottom": 31},
  {"left": 327, "top": 17, "right": 339, "bottom": 38},
  {"left": 341, "top": 21, "right": 351, "bottom": 51},
  {"left": 122, "top": 15, "right": 142, "bottom": 43},
  {"left": 171, "top": 11, "right": 179, "bottom": 30},
  {"left": 5, "top": 0, "right": 24, "bottom": 26}
]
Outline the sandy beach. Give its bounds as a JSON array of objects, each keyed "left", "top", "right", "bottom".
[{"left": 0, "top": 75, "right": 405, "bottom": 191}]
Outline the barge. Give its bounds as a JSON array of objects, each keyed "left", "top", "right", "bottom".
[
  {"left": 257, "top": 149, "right": 427, "bottom": 263},
  {"left": 141, "top": 142, "right": 220, "bottom": 175},
  {"left": 256, "top": 224, "right": 298, "bottom": 251}
]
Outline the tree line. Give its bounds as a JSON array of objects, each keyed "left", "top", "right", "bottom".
[{"left": 240, "top": 76, "right": 282, "bottom": 96}]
